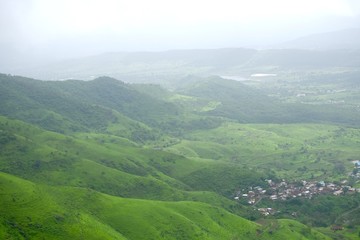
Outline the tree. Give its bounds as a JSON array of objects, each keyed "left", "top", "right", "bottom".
[{"left": 333, "top": 162, "right": 346, "bottom": 175}]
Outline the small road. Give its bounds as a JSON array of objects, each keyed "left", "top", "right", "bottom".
[
  {"left": 334, "top": 204, "right": 360, "bottom": 224},
  {"left": 252, "top": 196, "right": 264, "bottom": 207}
]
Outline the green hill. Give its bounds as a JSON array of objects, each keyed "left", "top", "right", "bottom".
[
  {"left": 1, "top": 72, "right": 360, "bottom": 239},
  {"left": 179, "top": 76, "right": 360, "bottom": 126},
  {"left": 0, "top": 74, "right": 184, "bottom": 140},
  {"left": 165, "top": 121, "right": 360, "bottom": 180},
  {"left": 0, "top": 172, "right": 331, "bottom": 240},
  {"left": 0, "top": 115, "right": 263, "bottom": 215},
  {"left": 0, "top": 111, "right": 340, "bottom": 239},
  {"left": 180, "top": 76, "right": 284, "bottom": 122}
]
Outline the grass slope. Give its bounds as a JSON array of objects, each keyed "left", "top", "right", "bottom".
[
  {"left": 0, "top": 115, "right": 256, "bottom": 216},
  {"left": 0, "top": 172, "right": 331, "bottom": 240},
  {"left": 0, "top": 74, "right": 184, "bottom": 140},
  {"left": 165, "top": 122, "right": 360, "bottom": 180}
]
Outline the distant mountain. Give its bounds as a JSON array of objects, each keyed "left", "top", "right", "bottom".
[
  {"left": 242, "top": 49, "right": 360, "bottom": 69},
  {"left": 276, "top": 28, "right": 360, "bottom": 50},
  {"left": 5, "top": 46, "right": 359, "bottom": 83},
  {"left": 8, "top": 48, "right": 257, "bottom": 83}
]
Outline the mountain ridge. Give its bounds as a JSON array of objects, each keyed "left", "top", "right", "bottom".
[{"left": 275, "top": 28, "right": 360, "bottom": 50}]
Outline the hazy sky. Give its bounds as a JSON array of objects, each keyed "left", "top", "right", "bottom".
[{"left": 1, "top": 0, "right": 360, "bottom": 60}]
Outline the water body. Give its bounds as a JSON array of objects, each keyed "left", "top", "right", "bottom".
[
  {"left": 251, "top": 73, "right": 277, "bottom": 77},
  {"left": 220, "top": 74, "right": 277, "bottom": 81},
  {"left": 220, "top": 75, "right": 248, "bottom": 81}
]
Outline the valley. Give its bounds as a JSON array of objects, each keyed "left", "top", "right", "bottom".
[{"left": 1, "top": 47, "right": 360, "bottom": 239}]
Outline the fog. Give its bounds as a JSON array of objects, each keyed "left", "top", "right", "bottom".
[{"left": 1, "top": 0, "right": 360, "bottom": 66}]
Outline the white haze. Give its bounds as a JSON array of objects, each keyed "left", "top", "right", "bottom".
[{"left": 0, "top": 0, "right": 360, "bottom": 63}]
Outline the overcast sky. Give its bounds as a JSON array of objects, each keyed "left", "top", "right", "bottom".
[{"left": 1, "top": 0, "right": 360, "bottom": 60}]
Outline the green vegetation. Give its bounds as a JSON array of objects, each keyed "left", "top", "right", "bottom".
[
  {"left": 166, "top": 122, "right": 360, "bottom": 180},
  {"left": 0, "top": 172, "right": 332, "bottom": 239},
  {"left": 1, "top": 71, "right": 360, "bottom": 239}
]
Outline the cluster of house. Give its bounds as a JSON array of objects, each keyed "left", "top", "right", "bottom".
[
  {"left": 235, "top": 160, "right": 360, "bottom": 204},
  {"left": 233, "top": 160, "right": 360, "bottom": 216},
  {"left": 235, "top": 178, "right": 359, "bottom": 205},
  {"left": 234, "top": 178, "right": 360, "bottom": 216}
]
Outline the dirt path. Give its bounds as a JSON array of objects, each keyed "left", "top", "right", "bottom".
[{"left": 334, "top": 204, "right": 360, "bottom": 224}]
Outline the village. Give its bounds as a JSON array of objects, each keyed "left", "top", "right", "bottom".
[{"left": 234, "top": 160, "right": 360, "bottom": 216}]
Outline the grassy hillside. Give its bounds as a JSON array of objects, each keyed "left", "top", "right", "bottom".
[
  {"left": 164, "top": 122, "right": 360, "bottom": 180},
  {"left": 0, "top": 115, "right": 264, "bottom": 216},
  {"left": 0, "top": 74, "right": 156, "bottom": 139},
  {"left": 0, "top": 172, "right": 332, "bottom": 240},
  {"left": 180, "top": 76, "right": 285, "bottom": 122},
  {"left": 1, "top": 72, "right": 360, "bottom": 239},
  {"left": 178, "top": 76, "right": 360, "bottom": 126},
  {"left": 2, "top": 73, "right": 360, "bottom": 138},
  {"left": 0, "top": 112, "right": 348, "bottom": 239},
  {"left": 0, "top": 74, "right": 226, "bottom": 139}
]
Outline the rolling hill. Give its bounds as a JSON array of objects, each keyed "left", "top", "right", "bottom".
[
  {"left": 0, "top": 112, "right": 334, "bottom": 239},
  {"left": 1, "top": 72, "right": 360, "bottom": 239},
  {"left": 0, "top": 172, "right": 332, "bottom": 240}
]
